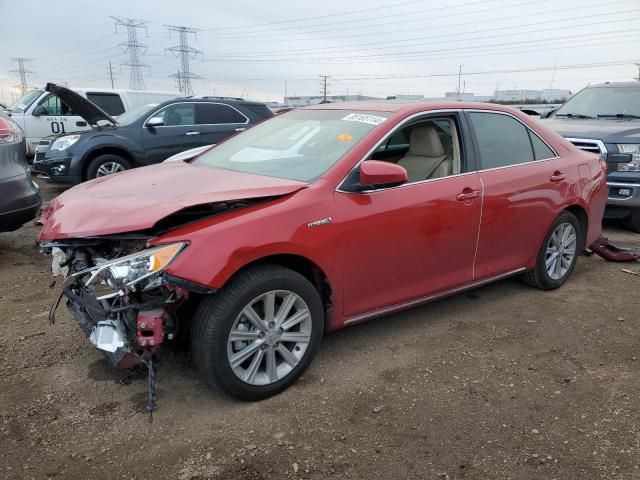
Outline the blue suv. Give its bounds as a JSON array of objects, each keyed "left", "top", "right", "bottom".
[{"left": 33, "top": 83, "right": 273, "bottom": 185}]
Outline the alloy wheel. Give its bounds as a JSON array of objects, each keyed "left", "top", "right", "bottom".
[
  {"left": 545, "top": 222, "right": 577, "bottom": 280},
  {"left": 96, "top": 161, "right": 126, "bottom": 177},
  {"left": 227, "top": 290, "right": 312, "bottom": 386}
]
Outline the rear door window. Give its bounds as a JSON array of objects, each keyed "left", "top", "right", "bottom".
[
  {"left": 242, "top": 103, "right": 274, "bottom": 119},
  {"left": 467, "top": 112, "right": 534, "bottom": 169},
  {"left": 86, "top": 93, "right": 125, "bottom": 116},
  {"left": 198, "top": 103, "right": 247, "bottom": 124}
]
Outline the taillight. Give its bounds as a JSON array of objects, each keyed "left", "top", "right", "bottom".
[{"left": 0, "top": 116, "right": 23, "bottom": 144}]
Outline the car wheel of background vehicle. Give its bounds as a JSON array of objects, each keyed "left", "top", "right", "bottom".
[
  {"left": 625, "top": 209, "right": 640, "bottom": 233},
  {"left": 191, "top": 264, "right": 324, "bottom": 400},
  {"left": 522, "top": 211, "right": 582, "bottom": 290},
  {"left": 86, "top": 154, "right": 131, "bottom": 180}
]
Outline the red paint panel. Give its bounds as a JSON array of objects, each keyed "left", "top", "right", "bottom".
[{"left": 334, "top": 173, "right": 482, "bottom": 316}]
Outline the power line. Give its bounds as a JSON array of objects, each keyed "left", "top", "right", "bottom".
[
  {"left": 9, "top": 58, "right": 35, "bottom": 94},
  {"left": 165, "top": 25, "right": 202, "bottom": 95},
  {"left": 202, "top": 5, "right": 640, "bottom": 57},
  {"left": 199, "top": 25, "right": 640, "bottom": 64},
  {"left": 201, "top": 0, "right": 507, "bottom": 37},
  {"left": 112, "top": 17, "right": 149, "bottom": 90},
  {"left": 201, "top": 0, "right": 428, "bottom": 32}
]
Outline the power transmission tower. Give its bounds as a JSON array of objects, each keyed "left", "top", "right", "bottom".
[
  {"left": 165, "top": 25, "right": 202, "bottom": 95},
  {"left": 319, "top": 74, "right": 330, "bottom": 102},
  {"left": 635, "top": 63, "right": 640, "bottom": 82},
  {"left": 107, "top": 61, "right": 116, "bottom": 89},
  {"left": 9, "top": 58, "right": 35, "bottom": 95},
  {"left": 111, "top": 17, "right": 149, "bottom": 90}
]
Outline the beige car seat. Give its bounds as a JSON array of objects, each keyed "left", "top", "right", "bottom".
[{"left": 398, "top": 125, "right": 452, "bottom": 181}]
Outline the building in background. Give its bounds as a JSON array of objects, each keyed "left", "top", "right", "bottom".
[{"left": 284, "top": 94, "right": 381, "bottom": 107}]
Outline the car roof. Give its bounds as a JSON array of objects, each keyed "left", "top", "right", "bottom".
[
  {"left": 180, "top": 96, "right": 268, "bottom": 106},
  {"left": 305, "top": 100, "right": 521, "bottom": 114},
  {"left": 587, "top": 82, "right": 640, "bottom": 89}
]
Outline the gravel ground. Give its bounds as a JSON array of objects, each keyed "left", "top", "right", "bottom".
[{"left": 1, "top": 179, "right": 639, "bottom": 480}]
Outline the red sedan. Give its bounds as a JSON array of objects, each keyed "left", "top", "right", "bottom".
[{"left": 40, "top": 101, "right": 607, "bottom": 402}]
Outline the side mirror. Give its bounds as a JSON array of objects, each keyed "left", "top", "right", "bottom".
[
  {"left": 607, "top": 153, "right": 634, "bottom": 164},
  {"left": 359, "top": 160, "right": 408, "bottom": 189},
  {"left": 542, "top": 109, "right": 557, "bottom": 119},
  {"left": 32, "top": 105, "right": 48, "bottom": 116},
  {"left": 146, "top": 116, "right": 164, "bottom": 128}
]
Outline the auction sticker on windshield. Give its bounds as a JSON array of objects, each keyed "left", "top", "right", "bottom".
[{"left": 341, "top": 113, "right": 387, "bottom": 125}]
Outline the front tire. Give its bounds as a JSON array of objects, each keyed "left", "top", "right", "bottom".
[
  {"left": 625, "top": 209, "right": 640, "bottom": 233},
  {"left": 191, "top": 265, "right": 324, "bottom": 400},
  {"left": 86, "top": 154, "right": 131, "bottom": 180},
  {"left": 522, "top": 211, "right": 582, "bottom": 290}
]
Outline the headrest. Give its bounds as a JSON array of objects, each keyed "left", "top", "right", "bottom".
[{"left": 408, "top": 124, "right": 445, "bottom": 157}]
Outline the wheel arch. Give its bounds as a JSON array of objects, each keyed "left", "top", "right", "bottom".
[
  {"left": 226, "top": 253, "right": 334, "bottom": 327},
  {"left": 564, "top": 204, "right": 588, "bottom": 250},
  {"left": 81, "top": 146, "right": 135, "bottom": 180}
]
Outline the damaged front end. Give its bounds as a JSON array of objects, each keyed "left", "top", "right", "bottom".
[{"left": 43, "top": 237, "right": 195, "bottom": 417}]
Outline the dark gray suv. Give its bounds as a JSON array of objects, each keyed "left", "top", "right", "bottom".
[
  {"left": 0, "top": 110, "right": 41, "bottom": 232},
  {"left": 542, "top": 82, "right": 640, "bottom": 231},
  {"left": 32, "top": 84, "right": 273, "bottom": 185}
]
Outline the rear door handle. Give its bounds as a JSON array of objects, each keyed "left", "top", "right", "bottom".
[
  {"left": 550, "top": 172, "right": 566, "bottom": 182},
  {"left": 235, "top": 127, "right": 247, "bottom": 132},
  {"left": 456, "top": 189, "right": 481, "bottom": 201},
  {"left": 185, "top": 131, "right": 199, "bottom": 136}
]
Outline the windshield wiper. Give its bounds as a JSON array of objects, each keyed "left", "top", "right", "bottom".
[
  {"left": 554, "top": 113, "right": 596, "bottom": 119},
  {"left": 597, "top": 113, "right": 640, "bottom": 119}
]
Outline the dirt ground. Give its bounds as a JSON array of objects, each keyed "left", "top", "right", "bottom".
[{"left": 1, "top": 179, "right": 640, "bottom": 480}]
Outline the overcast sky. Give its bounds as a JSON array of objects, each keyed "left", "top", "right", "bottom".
[{"left": 0, "top": 0, "right": 638, "bottom": 104}]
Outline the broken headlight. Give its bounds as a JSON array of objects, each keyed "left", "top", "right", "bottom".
[{"left": 84, "top": 242, "right": 187, "bottom": 296}]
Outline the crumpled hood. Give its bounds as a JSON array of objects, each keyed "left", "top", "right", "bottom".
[
  {"left": 541, "top": 118, "right": 640, "bottom": 144},
  {"left": 39, "top": 161, "right": 307, "bottom": 240}
]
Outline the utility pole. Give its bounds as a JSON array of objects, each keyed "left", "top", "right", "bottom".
[
  {"left": 284, "top": 80, "right": 287, "bottom": 103},
  {"left": 165, "top": 25, "right": 202, "bottom": 95},
  {"left": 112, "top": 17, "right": 149, "bottom": 90},
  {"left": 457, "top": 64, "right": 463, "bottom": 99},
  {"left": 107, "top": 61, "right": 116, "bottom": 89},
  {"left": 635, "top": 63, "right": 640, "bottom": 82},
  {"left": 319, "top": 74, "right": 330, "bottom": 102},
  {"left": 9, "top": 58, "right": 34, "bottom": 95}
]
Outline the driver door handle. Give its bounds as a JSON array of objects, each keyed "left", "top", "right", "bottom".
[
  {"left": 235, "top": 127, "right": 247, "bottom": 132},
  {"left": 185, "top": 131, "right": 199, "bottom": 136},
  {"left": 456, "top": 189, "right": 481, "bottom": 201},
  {"left": 550, "top": 171, "right": 566, "bottom": 182}
]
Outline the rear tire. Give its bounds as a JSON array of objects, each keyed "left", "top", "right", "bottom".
[
  {"left": 625, "top": 209, "right": 640, "bottom": 233},
  {"left": 522, "top": 211, "right": 582, "bottom": 290},
  {"left": 86, "top": 154, "right": 130, "bottom": 180},
  {"left": 191, "top": 265, "right": 324, "bottom": 400}
]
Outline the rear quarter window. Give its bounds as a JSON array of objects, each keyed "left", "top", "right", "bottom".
[{"left": 86, "top": 93, "right": 125, "bottom": 116}]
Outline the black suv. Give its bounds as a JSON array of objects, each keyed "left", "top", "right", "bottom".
[
  {"left": 542, "top": 82, "right": 640, "bottom": 231},
  {"left": 33, "top": 83, "right": 273, "bottom": 185}
]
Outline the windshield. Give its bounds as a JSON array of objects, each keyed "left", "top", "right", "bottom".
[
  {"left": 116, "top": 103, "right": 159, "bottom": 126},
  {"left": 8, "top": 89, "right": 43, "bottom": 113},
  {"left": 193, "top": 109, "right": 388, "bottom": 182},
  {"left": 554, "top": 86, "right": 640, "bottom": 119}
]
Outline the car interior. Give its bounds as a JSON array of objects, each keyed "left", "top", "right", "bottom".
[{"left": 352, "top": 117, "right": 461, "bottom": 187}]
